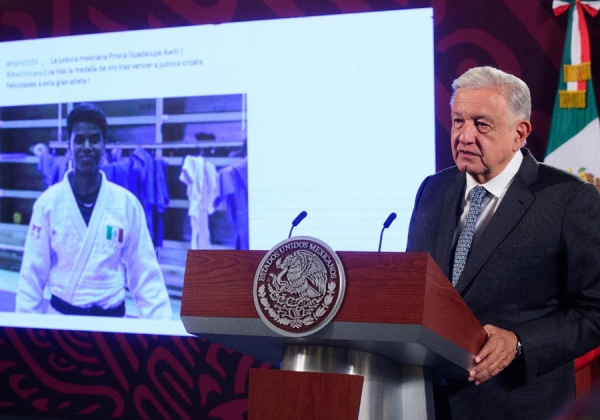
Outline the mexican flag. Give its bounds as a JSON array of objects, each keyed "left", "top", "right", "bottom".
[
  {"left": 545, "top": 0, "right": 600, "bottom": 181},
  {"left": 546, "top": 0, "right": 600, "bottom": 377}
]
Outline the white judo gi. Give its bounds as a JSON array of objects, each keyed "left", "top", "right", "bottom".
[{"left": 16, "top": 170, "right": 172, "bottom": 319}]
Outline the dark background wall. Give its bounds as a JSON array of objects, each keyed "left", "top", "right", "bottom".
[{"left": 0, "top": 1, "right": 597, "bottom": 419}]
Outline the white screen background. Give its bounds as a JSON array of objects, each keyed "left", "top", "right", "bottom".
[{"left": 0, "top": 8, "right": 435, "bottom": 334}]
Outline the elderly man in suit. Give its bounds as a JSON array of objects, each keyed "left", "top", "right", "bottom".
[{"left": 407, "top": 66, "right": 600, "bottom": 419}]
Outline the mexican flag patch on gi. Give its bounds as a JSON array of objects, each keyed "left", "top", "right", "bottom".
[{"left": 106, "top": 225, "right": 124, "bottom": 243}]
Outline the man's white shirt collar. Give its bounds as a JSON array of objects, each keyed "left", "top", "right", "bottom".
[{"left": 465, "top": 150, "right": 523, "bottom": 200}]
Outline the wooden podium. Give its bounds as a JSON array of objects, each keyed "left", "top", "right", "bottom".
[{"left": 181, "top": 251, "right": 487, "bottom": 420}]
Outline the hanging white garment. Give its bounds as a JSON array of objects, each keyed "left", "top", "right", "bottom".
[{"left": 179, "top": 155, "right": 219, "bottom": 249}]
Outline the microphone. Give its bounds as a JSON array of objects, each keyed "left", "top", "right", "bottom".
[
  {"left": 383, "top": 212, "right": 397, "bottom": 229},
  {"left": 378, "top": 212, "right": 397, "bottom": 252},
  {"left": 288, "top": 211, "right": 308, "bottom": 238}
]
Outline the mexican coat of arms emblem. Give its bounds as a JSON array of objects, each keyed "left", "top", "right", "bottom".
[{"left": 253, "top": 236, "right": 346, "bottom": 337}]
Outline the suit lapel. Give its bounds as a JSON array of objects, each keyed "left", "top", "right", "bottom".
[
  {"left": 435, "top": 172, "right": 466, "bottom": 278},
  {"left": 455, "top": 150, "right": 538, "bottom": 293}
]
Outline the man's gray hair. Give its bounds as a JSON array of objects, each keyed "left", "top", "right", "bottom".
[{"left": 451, "top": 66, "right": 531, "bottom": 121}]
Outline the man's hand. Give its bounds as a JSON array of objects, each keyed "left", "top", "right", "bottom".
[{"left": 468, "top": 324, "right": 518, "bottom": 385}]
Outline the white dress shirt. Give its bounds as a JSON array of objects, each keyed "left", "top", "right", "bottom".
[{"left": 456, "top": 151, "right": 524, "bottom": 245}]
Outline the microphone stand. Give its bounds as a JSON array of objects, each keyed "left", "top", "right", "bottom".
[
  {"left": 378, "top": 226, "right": 386, "bottom": 252},
  {"left": 378, "top": 212, "right": 396, "bottom": 252}
]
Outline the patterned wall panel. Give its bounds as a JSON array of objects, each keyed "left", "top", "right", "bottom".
[{"left": 0, "top": 327, "right": 270, "bottom": 419}]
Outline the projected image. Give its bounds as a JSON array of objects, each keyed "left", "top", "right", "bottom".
[
  {"left": 0, "top": 8, "right": 435, "bottom": 333},
  {"left": 0, "top": 94, "right": 248, "bottom": 319}
]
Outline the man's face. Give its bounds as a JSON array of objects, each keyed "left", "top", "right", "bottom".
[
  {"left": 69, "top": 121, "right": 105, "bottom": 175},
  {"left": 450, "top": 87, "right": 531, "bottom": 184}
]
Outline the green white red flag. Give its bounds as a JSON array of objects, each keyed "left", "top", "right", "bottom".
[
  {"left": 545, "top": 0, "right": 600, "bottom": 184},
  {"left": 546, "top": 0, "right": 600, "bottom": 371}
]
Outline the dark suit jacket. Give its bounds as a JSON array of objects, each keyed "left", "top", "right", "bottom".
[{"left": 407, "top": 148, "right": 600, "bottom": 420}]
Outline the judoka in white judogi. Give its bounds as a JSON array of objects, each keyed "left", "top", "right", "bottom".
[{"left": 16, "top": 170, "right": 173, "bottom": 319}]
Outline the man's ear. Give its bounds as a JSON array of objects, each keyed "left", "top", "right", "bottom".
[{"left": 514, "top": 120, "right": 532, "bottom": 150}]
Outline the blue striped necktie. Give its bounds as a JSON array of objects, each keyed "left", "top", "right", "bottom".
[{"left": 452, "top": 185, "right": 488, "bottom": 286}]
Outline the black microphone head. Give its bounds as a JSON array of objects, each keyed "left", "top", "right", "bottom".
[
  {"left": 292, "top": 211, "right": 308, "bottom": 227},
  {"left": 383, "top": 212, "right": 397, "bottom": 229}
]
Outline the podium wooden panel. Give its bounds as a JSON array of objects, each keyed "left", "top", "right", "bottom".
[
  {"left": 248, "top": 369, "right": 363, "bottom": 420},
  {"left": 181, "top": 251, "right": 486, "bottom": 378}
]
